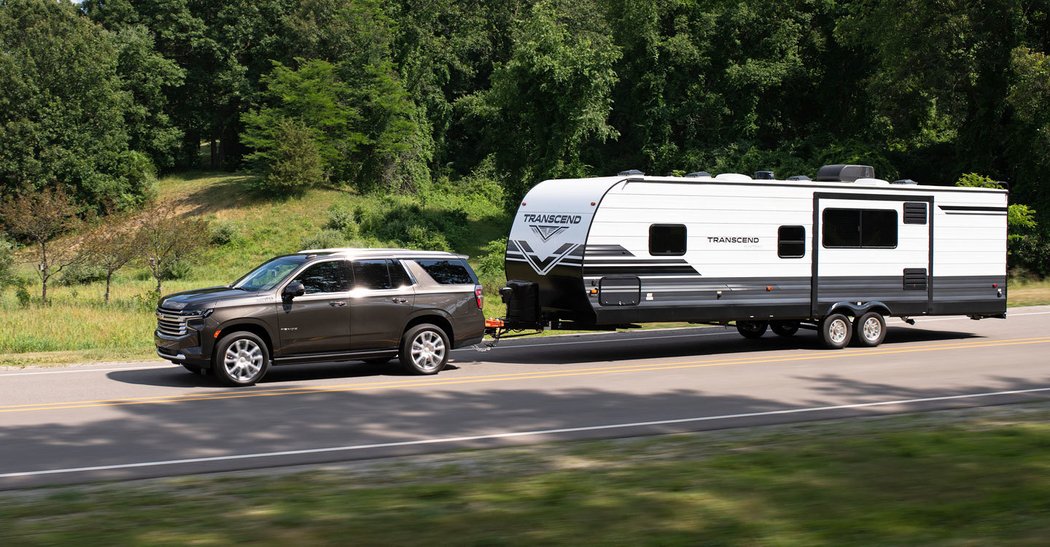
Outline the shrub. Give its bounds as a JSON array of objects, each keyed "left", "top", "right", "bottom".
[
  {"left": 357, "top": 198, "right": 468, "bottom": 251},
  {"left": 14, "top": 278, "right": 31, "bottom": 308},
  {"left": 210, "top": 222, "right": 238, "bottom": 245},
  {"left": 404, "top": 225, "right": 451, "bottom": 251},
  {"left": 324, "top": 205, "right": 359, "bottom": 237},
  {"left": 249, "top": 118, "right": 325, "bottom": 196},
  {"left": 300, "top": 229, "right": 351, "bottom": 251},
  {"left": 58, "top": 262, "right": 108, "bottom": 286},
  {"left": 0, "top": 236, "right": 13, "bottom": 288}
]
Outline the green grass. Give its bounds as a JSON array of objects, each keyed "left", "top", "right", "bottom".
[
  {"left": 0, "top": 171, "right": 510, "bottom": 365},
  {"left": 2, "top": 403, "right": 1049, "bottom": 545}
]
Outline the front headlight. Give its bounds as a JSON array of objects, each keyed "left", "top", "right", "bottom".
[{"left": 186, "top": 309, "right": 213, "bottom": 330}]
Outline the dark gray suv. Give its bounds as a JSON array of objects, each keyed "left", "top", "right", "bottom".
[{"left": 155, "top": 248, "right": 486, "bottom": 386}]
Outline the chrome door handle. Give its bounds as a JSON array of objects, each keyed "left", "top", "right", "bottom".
[
  {"left": 392, "top": 297, "right": 408, "bottom": 303},
  {"left": 329, "top": 301, "right": 346, "bottom": 307}
]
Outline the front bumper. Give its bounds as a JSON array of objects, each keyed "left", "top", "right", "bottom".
[{"left": 155, "top": 330, "right": 211, "bottom": 367}]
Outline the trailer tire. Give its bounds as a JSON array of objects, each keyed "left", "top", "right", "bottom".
[
  {"left": 853, "top": 311, "right": 886, "bottom": 347},
  {"left": 736, "top": 321, "right": 768, "bottom": 339},
  {"left": 770, "top": 321, "right": 800, "bottom": 337},
  {"left": 819, "top": 314, "right": 852, "bottom": 349}
]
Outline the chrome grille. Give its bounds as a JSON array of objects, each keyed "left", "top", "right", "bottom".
[{"left": 156, "top": 312, "right": 189, "bottom": 337}]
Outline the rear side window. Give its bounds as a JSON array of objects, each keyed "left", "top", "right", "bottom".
[
  {"left": 650, "top": 224, "right": 687, "bottom": 256},
  {"left": 353, "top": 260, "right": 392, "bottom": 290},
  {"left": 414, "top": 259, "right": 477, "bottom": 284},
  {"left": 388, "top": 260, "right": 413, "bottom": 288}
]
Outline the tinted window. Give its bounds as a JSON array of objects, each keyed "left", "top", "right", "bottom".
[
  {"left": 388, "top": 260, "right": 413, "bottom": 287},
  {"left": 822, "top": 208, "right": 898, "bottom": 249},
  {"left": 415, "top": 259, "right": 476, "bottom": 284},
  {"left": 822, "top": 209, "right": 861, "bottom": 247},
  {"left": 353, "top": 260, "right": 391, "bottom": 290},
  {"left": 861, "top": 210, "right": 898, "bottom": 247},
  {"left": 293, "top": 261, "right": 352, "bottom": 294},
  {"left": 650, "top": 224, "right": 687, "bottom": 256},
  {"left": 778, "top": 226, "right": 806, "bottom": 258}
]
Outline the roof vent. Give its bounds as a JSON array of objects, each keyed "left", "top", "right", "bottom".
[
  {"left": 714, "top": 173, "right": 753, "bottom": 182},
  {"left": 815, "top": 164, "right": 875, "bottom": 182},
  {"left": 618, "top": 169, "right": 644, "bottom": 176},
  {"left": 684, "top": 171, "right": 711, "bottom": 178},
  {"left": 891, "top": 179, "right": 917, "bottom": 185},
  {"left": 787, "top": 175, "right": 811, "bottom": 181},
  {"left": 754, "top": 170, "right": 775, "bottom": 180}
]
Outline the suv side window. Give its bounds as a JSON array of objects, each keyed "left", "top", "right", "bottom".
[
  {"left": 414, "top": 259, "right": 476, "bottom": 284},
  {"left": 388, "top": 260, "right": 413, "bottom": 288},
  {"left": 294, "top": 261, "right": 352, "bottom": 294},
  {"left": 353, "top": 260, "right": 392, "bottom": 290}
]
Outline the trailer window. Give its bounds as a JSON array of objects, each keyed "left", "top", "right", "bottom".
[
  {"left": 778, "top": 226, "right": 806, "bottom": 258},
  {"left": 649, "top": 224, "right": 686, "bottom": 256},
  {"left": 822, "top": 208, "right": 898, "bottom": 249}
]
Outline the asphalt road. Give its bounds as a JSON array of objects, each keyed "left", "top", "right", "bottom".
[{"left": 2, "top": 306, "right": 1049, "bottom": 489}]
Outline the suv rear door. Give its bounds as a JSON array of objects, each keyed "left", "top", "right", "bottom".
[{"left": 349, "top": 259, "right": 416, "bottom": 350}]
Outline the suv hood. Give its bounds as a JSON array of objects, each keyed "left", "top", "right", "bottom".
[{"left": 159, "top": 287, "right": 259, "bottom": 311}]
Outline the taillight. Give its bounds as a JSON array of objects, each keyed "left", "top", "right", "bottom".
[{"left": 474, "top": 285, "right": 484, "bottom": 309}]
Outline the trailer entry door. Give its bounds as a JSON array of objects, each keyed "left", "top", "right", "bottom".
[
  {"left": 599, "top": 276, "right": 641, "bottom": 306},
  {"left": 812, "top": 194, "right": 933, "bottom": 317}
]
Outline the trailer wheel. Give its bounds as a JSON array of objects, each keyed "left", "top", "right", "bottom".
[
  {"left": 736, "top": 321, "right": 768, "bottom": 339},
  {"left": 819, "top": 314, "right": 852, "bottom": 349},
  {"left": 853, "top": 311, "right": 886, "bottom": 347},
  {"left": 770, "top": 321, "right": 800, "bottom": 337}
]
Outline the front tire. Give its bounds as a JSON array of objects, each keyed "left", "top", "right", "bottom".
[
  {"left": 400, "top": 324, "right": 450, "bottom": 375},
  {"left": 213, "top": 332, "right": 270, "bottom": 386},
  {"left": 819, "top": 313, "right": 852, "bottom": 349},
  {"left": 736, "top": 320, "right": 768, "bottom": 339},
  {"left": 853, "top": 311, "right": 886, "bottom": 347}
]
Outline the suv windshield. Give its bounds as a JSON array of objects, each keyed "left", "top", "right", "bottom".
[{"left": 232, "top": 255, "right": 310, "bottom": 291}]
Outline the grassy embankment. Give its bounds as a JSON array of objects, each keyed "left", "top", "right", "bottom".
[
  {"left": 0, "top": 172, "right": 509, "bottom": 366},
  {"left": 2, "top": 171, "right": 1049, "bottom": 367},
  {"left": 2, "top": 403, "right": 1049, "bottom": 544}
]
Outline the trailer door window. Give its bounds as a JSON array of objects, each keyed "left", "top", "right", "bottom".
[
  {"left": 778, "top": 226, "right": 806, "bottom": 258},
  {"left": 822, "top": 208, "right": 898, "bottom": 249},
  {"left": 649, "top": 224, "right": 687, "bottom": 256}
]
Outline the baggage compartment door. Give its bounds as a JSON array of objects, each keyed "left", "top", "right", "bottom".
[{"left": 599, "top": 276, "right": 641, "bottom": 306}]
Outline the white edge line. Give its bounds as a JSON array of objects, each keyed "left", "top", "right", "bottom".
[
  {"left": 0, "top": 365, "right": 172, "bottom": 377},
  {"left": 3, "top": 386, "right": 1049, "bottom": 480}
]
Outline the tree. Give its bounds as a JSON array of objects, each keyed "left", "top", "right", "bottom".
[
  {"left": 134, "top": 204, "right": 208, "bottom": 295},
  {"left": 0, "top": 235, "right": 13, "bottom": 289},
  {"left": 467, "top": 0, "right": 621, "bottom": 206},
  {"left": 242, "top": 59, "right": 364, "bottom": 188},
  {"left": 0, "top": 0, "right": 155, "bottom": 211},
  {"left": 0, "top": 187, "right": 82, "bottom": 303},
  {"left": 80, "top": 213, "right": 139, "bottom": 304},
  {"left": 252, "top": 117, "right": 326, "bottom": 195}
]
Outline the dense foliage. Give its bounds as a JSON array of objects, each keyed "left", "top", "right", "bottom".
[{"left": 2, "top": 1, "right": 1050, "bottom": 249}]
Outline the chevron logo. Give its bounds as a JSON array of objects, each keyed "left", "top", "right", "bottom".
[
  {"left": 512, "top": 240, "right": 580, "bottom": 275},
  {"left": 530, "top": 224, "right": 569, "bottom": 242}
]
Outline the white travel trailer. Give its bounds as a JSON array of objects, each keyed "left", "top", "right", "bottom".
[{"left": 500, "top": 165, "right": 1008, "bottom": 348}]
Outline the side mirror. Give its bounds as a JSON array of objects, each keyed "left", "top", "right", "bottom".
[{"left": 283, "top": 281, "right": 305, "bottom": 299}]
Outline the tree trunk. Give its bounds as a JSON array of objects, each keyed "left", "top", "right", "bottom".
[
  {"left": 155, "top": 275, "right": 162, "bottom": 296},
  {"left": 41, "top": 275, "right": 48, "bottom": 305},
  {"left": 210, "top": 138, "right": 219, "bottom": 169},
  {"left": 105, "top": 271, "right": 113, "bottom": 304}
]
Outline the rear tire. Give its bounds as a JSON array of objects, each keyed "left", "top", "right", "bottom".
[
  {"left": 400, "top": 324, "right": 450, "bottom": 375},
  {"left": 853, "top": 311, "right": 886, "bottom": 347},
  {"left": 736, "top": 320, "right": 768, "bottom": 339},
  {"left": 819, "top": 314, "right": 852, "bottom": 349},
  {"left": 213, "top": 332, "right": 270, "bottom": 386},
  {"left": 770, "top": 321, "right": 800, "bottom": 337}
]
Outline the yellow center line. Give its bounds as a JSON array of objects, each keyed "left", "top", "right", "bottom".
[{"left": 3, "top": 336, "right": 1049, "bottom": 414}]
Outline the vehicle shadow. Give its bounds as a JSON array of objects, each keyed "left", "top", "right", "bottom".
[
  {"left": 459, "top": 326, "right": 982, "bottom": 366},
  {"left": 111, "top": 326, "right": 979, "bottom": 388}
]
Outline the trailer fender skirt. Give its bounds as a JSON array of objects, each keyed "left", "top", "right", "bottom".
[{"left": 825, "top": 301, "right": 892, "bottom": 318}]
